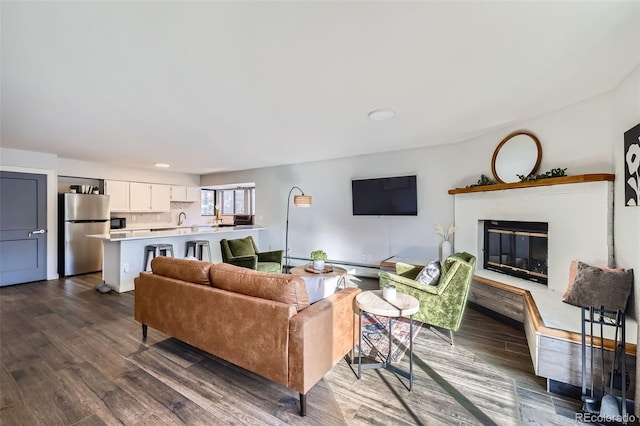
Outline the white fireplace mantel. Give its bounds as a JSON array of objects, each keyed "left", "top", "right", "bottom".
[{"left": 452, "top": 174, "right": 614, "bottom": 295}]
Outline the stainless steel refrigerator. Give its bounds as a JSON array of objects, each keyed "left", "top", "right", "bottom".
[{"left": 58, "top": 193, "right": 110, "bottom": 277}]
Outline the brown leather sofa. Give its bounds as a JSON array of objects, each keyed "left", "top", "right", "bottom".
[{"left": 134, "top": 257, "right": 361, "bottom": 416}]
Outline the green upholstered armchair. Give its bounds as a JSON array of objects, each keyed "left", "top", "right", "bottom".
[
  {"left": 378, "top": 252, "right": 477, "bottom": 344},
  {"left": 220, "top": 236, "right": 284, "bottom": 273}
]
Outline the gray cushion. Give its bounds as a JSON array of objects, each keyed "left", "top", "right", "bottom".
[
  {"left": 415, "top": 260, "right": 441, "bottom": 286},
  {"left": 564, "top": 261, "right": 633, "bottom": 313}
]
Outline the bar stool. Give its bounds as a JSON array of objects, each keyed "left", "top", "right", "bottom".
[
  {"left": 144, "top": 243, "right": 175, "bottom": 271},
  {"left": 185, "top": 240, "right": 212, "bottom": 261}
]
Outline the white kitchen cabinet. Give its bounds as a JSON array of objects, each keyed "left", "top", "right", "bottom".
[
  {"left": 129, "top": 182, "right": 151, "bottom": 211},
  {"left": 128, "top": 183, "right": 170, "bottom": 212},
  {"left": 170, "top": 185, "right": 200, "bottom": 202},
  {"left": 186, "top": 186, "right": 200, "bottom": 202},
  {"left": 108, "top": 180, "right": 184, "bottom": 212},
  {"left": 151, "top": 184, "right": 171, "bottom": 211},
  {"left": 105, "top": 180, "right": 129, "bottom": 212},
  {"left": 170, "top": 185, "right": 186, "bottom": 201}
]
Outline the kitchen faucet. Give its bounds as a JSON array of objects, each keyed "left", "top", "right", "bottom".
[{"left": 178, "top": 211, "right": 187, "bottom": 225}]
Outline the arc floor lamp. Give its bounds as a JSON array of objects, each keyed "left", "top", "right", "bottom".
[{"left": 285, "top": 186, "right": 312, "bottom": 270}]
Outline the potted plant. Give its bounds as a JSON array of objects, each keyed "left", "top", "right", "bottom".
[{"left": 310, "top": 249, "right": 328, "bottom": 271}]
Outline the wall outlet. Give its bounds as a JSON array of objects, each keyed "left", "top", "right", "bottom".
[
  {"left": 361, "top": 254, "right": 366, "bottom": 261},
  {"left": 132, "top": 215, "right": 136, "bottom": 221},
  {"left": 156, "top": 214, "right": 160, "bottom": 220},
  {"left": 123, "top": 264, "right": 129, "bottom": 273},
  {"left": 367, "top": 255, "right": 372, "bottom": 262}
]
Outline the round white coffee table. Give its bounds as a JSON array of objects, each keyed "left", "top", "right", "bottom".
[{"left": 355, "top": 290, "right": 420, "bottom": 391}]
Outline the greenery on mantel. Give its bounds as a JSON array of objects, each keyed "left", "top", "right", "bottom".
[
  {"left": 517, "top": 168, "right": 567, "bottom": 182},
  {"left": 464, "top": 168, "right": 568, "bottom": 189},
  {"left": 450, "top": 173, "right": 613, "bottom": 195},
  {"left": 466, "top": 174, "right": 497, "bottom": 188}
]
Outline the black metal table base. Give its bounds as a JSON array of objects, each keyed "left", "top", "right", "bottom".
[{"left": 354, "top": 309, "right": 414, "bottom": 391}]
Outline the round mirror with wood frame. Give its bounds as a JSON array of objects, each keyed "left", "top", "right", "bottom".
[{"left": 491, "top": 131, "right": 542, "bottom": 184}]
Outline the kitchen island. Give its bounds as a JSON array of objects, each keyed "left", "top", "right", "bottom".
[{"left": 90, "top": 226, "right": 266, "bottom": 292}]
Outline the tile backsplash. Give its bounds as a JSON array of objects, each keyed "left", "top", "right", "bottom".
[{"left": 113, "top": 201, "right": 207, "bottom": 228}]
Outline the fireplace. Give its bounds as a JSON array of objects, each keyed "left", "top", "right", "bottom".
[{"left": 483, "top": 220, "right": 548, "bottom": 284}]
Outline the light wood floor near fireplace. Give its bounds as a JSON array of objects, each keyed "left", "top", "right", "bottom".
[{"left": 1, "top": 274, "right": 582, "bottom": 425}]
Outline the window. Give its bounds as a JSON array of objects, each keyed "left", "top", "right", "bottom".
[
  {"left": 201, "top": 189, "right": 216, "bottom": 216},
  {"left": 234, "top": 190, "right": 245, "bottom": 213},
  {"left": 222, "top": 190, "right": 235, "bottom": 214},
  {"left": 201, "top": 184, "right": 255, "bottom": 216},
  {"left": 221, "top": 188, "right": 254, "bottom": 214}
]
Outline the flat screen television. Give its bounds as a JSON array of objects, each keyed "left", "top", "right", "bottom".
[{"left": 351, "top": 175, "right": 417, "bottom": 216}]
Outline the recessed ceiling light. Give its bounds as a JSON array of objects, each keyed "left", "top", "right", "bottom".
[
  {"left": 368, "top": 108, "right": 396, "bottom": 121},
  {"left": 155, "top": 163, "right": 171, "bottom": 168}
]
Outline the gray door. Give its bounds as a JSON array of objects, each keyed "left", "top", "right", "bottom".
[{"left": 0, "top": 171, "right": 47, "bottom": 286}]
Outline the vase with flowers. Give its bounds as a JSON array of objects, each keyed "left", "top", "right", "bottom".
[{"left": 434, "top": 222, "right": 456, "bottom": 262}]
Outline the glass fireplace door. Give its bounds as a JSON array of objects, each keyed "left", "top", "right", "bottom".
[{"left": 484, "top": 221, "right": 548, "bottom": 284}]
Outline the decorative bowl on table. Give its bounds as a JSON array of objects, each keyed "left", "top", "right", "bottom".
[{"left": 304, "top": 264, "right": 334, "bottom": 274}]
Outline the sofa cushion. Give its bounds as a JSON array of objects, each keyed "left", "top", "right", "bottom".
[
  {"left": 227, "top": 237, "right": 256, "bottom": 256},
  {"left": 151, "top": 257, "right": 213, "bottom": 286},
  {"left": 210, "top": 263, "right": 310, "bottom": 311}
]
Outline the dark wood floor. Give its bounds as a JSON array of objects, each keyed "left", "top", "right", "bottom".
[{"left": 0, "top": 273, "right": 581, "bottom": 425}]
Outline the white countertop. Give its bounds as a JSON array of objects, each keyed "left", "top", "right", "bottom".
[
  {"left": 109, "top": 224, "right": 227, "bottom": 232},
  {"left": 92, "top": 225, "right": 264, "bottom": 241}
]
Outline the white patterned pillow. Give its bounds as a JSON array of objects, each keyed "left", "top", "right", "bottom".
[{"left": 416, "top": 260, "right": 441, "bottom": 286}]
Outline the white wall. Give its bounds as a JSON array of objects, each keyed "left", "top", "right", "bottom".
[
  {"left": 201, "top": 93, "right": 620, "bottom": 267},
  {"left": 201, "top": 144, "right": 458, "bottom": 264},
  {"left": 449, "top": 93, "right": 616, "bottom": 190}
]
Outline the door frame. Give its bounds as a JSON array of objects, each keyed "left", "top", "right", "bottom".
[{"left": 0, "top": 165, "right": 58, "bottom": 280}]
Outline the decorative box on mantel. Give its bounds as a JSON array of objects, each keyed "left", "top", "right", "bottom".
[{"left": 450, "top": 174, "right": 615, "bottom": 295}]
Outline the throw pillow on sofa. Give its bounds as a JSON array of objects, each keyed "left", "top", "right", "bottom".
[
  {"left": 564, "top": 261, "right": 633, "bottom": 313},
  {"left": 415, "top": 260, "right": 441, "bottom": 286}
]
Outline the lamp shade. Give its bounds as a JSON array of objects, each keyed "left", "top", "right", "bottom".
[{"left": 293, "top": 194, "right": 312, "bottom": 207}]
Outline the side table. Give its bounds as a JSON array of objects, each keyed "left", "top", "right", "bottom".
[
  {"left": 355, "top": 290, "right": 420, "bottom": 390},
  {"left": 290, "top": 265, "right": 348, "bottom": 303}
]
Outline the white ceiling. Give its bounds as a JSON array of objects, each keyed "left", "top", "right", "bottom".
[{"left": 1, "top": 1, "right": 639, "bottom": 175}]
